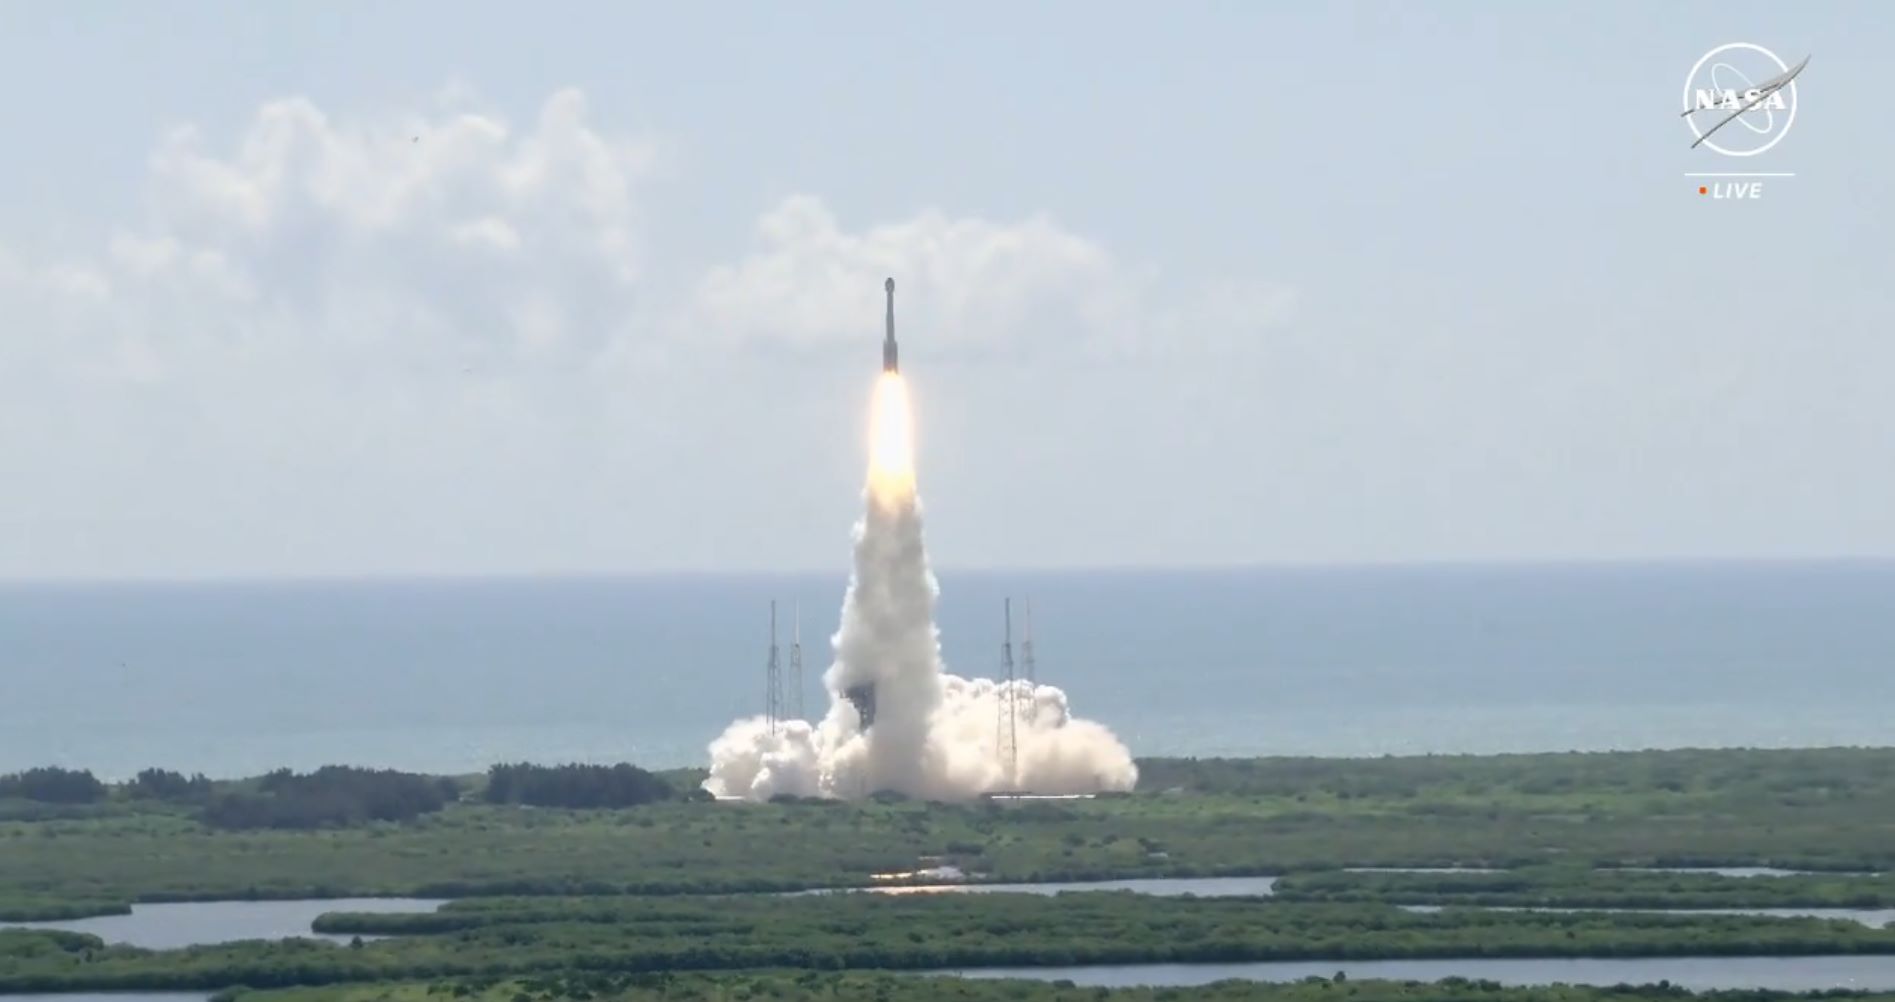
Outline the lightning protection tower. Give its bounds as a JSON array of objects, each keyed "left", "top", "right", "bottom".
[
  {"left": 765, "top": 600, "right": 784, "bottom": 736},
  {"left": 789, "top": 602, "right": 805, "bottom": 721},
  {"left": 997, "top": 597, "right": 1019, "bottom": 789}
]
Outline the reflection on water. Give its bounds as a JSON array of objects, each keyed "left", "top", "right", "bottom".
[
  {"left": 1344, "top": 867, "right": 1502, "bottom": 874},
  {"left": 2, "top": 898, "right": 445, "bottom": 949},
  {"left": 937, "top": 955, "right": 1895, "bottom": 990},
  {"left": 1607, "top": 867, "right": 1883, "bottom": 878},
  {"left": 859, "top": 876, "right": 1279, "bottom": 897}
]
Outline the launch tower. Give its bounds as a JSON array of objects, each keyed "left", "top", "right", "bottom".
[
  {"left": 789, "top": 602, "right": 805, "bottom": 720},
  {"left": 998, "top": 597, "right": 1019, "bottom": 788},
  {"left": 765, "top": 601, "right": 784, "bottom": 735}
]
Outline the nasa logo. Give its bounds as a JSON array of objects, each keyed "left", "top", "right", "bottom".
[{"left": 1681, "top": 43, "right": 1804, "bottom": 157}]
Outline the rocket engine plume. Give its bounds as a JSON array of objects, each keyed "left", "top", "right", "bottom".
[
  {"left": 704, "top": 357, "right": 1136, "bottom": 802},
  {"left": 868, "top": 373, "right": 915, "bottom": 502}
]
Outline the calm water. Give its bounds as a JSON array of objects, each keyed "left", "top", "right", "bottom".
[
  {"left": 2, "top": 562, "right": 1891, "bottom": 777},
  {"left": 1346, "top": 867, "right": 1502, "bottom": 874},
  {"left": 940, "top": 955, "right": 1895, "bottom": 990},
  {"left": 1610, "top": 867, "right": 1882, "bottom": 877},
  {"left": 1, "top": 899, "right": 443, "bottom": 949},
  {"left": 4, "top": 996, "right": 201, "bottom": 1002},
  {"left": 852, "top": 876, "right": 1279, "bottom": 897}
]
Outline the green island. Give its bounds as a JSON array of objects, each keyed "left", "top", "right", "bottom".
[
  {"left": 1275, "top": 869, "right": 1895, "bottom": 909},
  {"left": 226, "top": 975, "right": 1895, "bottom": 1002},
  {"left": 11, "top": 899, "right": 1895, "bottom": 992},
  {"left": 5, "top": 747, "right": 1895, "bottom": 1001}
]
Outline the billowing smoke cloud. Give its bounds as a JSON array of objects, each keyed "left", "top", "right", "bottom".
[{"left": 705, "top": 376, "right": 1136, "bottom": 801}]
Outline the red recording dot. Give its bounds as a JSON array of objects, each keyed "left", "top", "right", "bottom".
[{"left": 1698, "top": 186, "right": 1708, "bottom": 195}]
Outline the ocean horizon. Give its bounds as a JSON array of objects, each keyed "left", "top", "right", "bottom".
[{"left": 3, "top": 559, "right": 1890, "bottom": 780}]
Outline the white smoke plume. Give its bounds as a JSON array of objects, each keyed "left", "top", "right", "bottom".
[{"left": 704, "top": 374, "right": 1137, "bottom": 801}]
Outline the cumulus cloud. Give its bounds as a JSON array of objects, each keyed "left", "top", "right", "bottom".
[
  {"left": 146, "top": 89, "right": 650, "bottom": 248},
  {"left": 0, "top": 244, "right": 111, "bottom": 302},
  {"left": 689, "top": 194, "right": 1290, "bottom": 364},
  {"left": 449, "top": 217, "right": 523, "bottom": 253},
  {"left": 0, "top": 83, "right": 1294, "bottom": 578},
  {"left": 692, "top": 196, "right": 1129, "bottom": 359},
  {"left": 56, "top": 87, "right": 664, "bottom": 379},
  {"left": 7, "top": 87, "right": 1284, "bottom": 387}
]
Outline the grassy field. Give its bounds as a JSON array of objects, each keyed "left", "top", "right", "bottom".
[{"left": 4, "top": 747, "right": 1895, "bottom": 920}]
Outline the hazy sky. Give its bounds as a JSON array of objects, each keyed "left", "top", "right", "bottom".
[{"left": 0, "top": 2, "right": 1886, "bottom": 578}]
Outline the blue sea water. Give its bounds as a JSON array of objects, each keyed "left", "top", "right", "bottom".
[{"left": 0, "top": 562, "right": 1889, "bottom": 779}]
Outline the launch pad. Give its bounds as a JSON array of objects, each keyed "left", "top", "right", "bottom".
[
  {"left": 704, "top": 276, "right": 1136, "bottom": 801},
  {"left": 844, "top": 683, "right": 877, "bottom": 730}
]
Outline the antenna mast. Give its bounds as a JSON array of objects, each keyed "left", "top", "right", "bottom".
[
  {"left": 765, "top": 600, "right": 783, "bottom": 735},
  {"left": 998, "top": 597, "right": 1019, "bottom": 789}
]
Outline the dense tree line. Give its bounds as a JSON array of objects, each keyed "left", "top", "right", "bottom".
[
  {"left": 0, "top": 766, "right": 105, "bottom": 803},
  {"left": 205, "top": 969, "right": 1895, "bottom": 1002},
  {"left": 11, "top": 748, "right": 1895, "bottom": 912},
  {"left": 483, "top": 763, "right": 675, "bottom": 809},
  {"left": 308, "top": 891, "right": 1895, "bottom": 957},
  {"left": 1135, "top": 748, "right": 1895, "bottom": 805},
  {"left": 1275, "top": 867, "right": 1895, "bottom": 909},
  {"left": 128, "top": 767, "right": 214, "bottom": 800},
  {"left": 201, "top": 767, "right": 459, "bottom": 830},
  {"left": 0, "top": 898, "right": 131, "bottom": 922}
]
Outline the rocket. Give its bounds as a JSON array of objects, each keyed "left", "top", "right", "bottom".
[{"left": 882, "top": 277, "right": 898, "bottom": 373}]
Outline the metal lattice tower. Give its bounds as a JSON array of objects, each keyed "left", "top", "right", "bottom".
[
  {"left": 789, "top": 601, "right": 805, "bottom": 721},
  {"left": 997, "top": 597, "right": 1019, "bottom": 789},
  {"left": 765, "top": 600, "right": 784, "bottom": 736},
  {"left": 1020, "top": 597, "right": 1037, "bottom": 684}
]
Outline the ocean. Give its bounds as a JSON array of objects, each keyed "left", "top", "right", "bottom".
[{"left": 1, "top": 561, "right": 1889, "bottom": 779}]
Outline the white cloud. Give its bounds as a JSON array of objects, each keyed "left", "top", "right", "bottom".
[
  {"left": 108, "top": 231, "right": 252, "bottom": 300},
  {"left": 87, "top": 87, "right": 665, "bottom": 375},
  {"left": 0, "top": 84, "right": 1299, "bottom": 578},
  {"left": 0, "top": 243, "right": 112, "bottom": 302},
  {"left": 10, "top": 90, "right": 1283, "bottom": 389},
  {"left": 145, "top": 89, "right": 651, "bottom": 243},
  {"left": 689, "top": 194, "right": 1289, "bottom": 365},
  {"left": 449, "top": 217, "right": 522, "bottom": 253}
]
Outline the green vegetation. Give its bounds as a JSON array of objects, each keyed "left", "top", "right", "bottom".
[
  {"left": 7, "top": 748, "right": 1895, "bottom": 998},
  {"left": 0, "top": 929, "right": 101, "bottom": 957},
  {"left": 1138, "top": 748, "right": 1895, "bottom": 832},
  {"left": 0, "top": 767, "right": 105, "bottom": 804},
  {"left": 233, "top": 972, "right": 1895, "bottom": 1002},
  {"left": 0, "top": 761, "right": 690, "bottom": 836},
  {"left": 13, "top": 896, "right": 1895, "bottom": 992},
  {"left": 129, "top": 767, "right": 214, "bottom": 801},
  {"left": 305, "top": 891, "right": 1892, "bottom": 949},
  {"left": 1277, "top": 868, "right": 1895, "bottom": 909},
  {"left": 0, "top": 898, "right": 131, "bottom": 922},
  {"left": 484, "top": 763, "right": 682, "bottom": 809},
  {"left": 5, "top": 748, "right": 1895, "bottom": 921},
  {"left": 203, "top": 767, "right": 464, "bottom": 831}
]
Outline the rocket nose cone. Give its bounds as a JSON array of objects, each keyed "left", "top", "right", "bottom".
[{"left": 885, "top": 277, "right": 894, "bottom": 293}]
